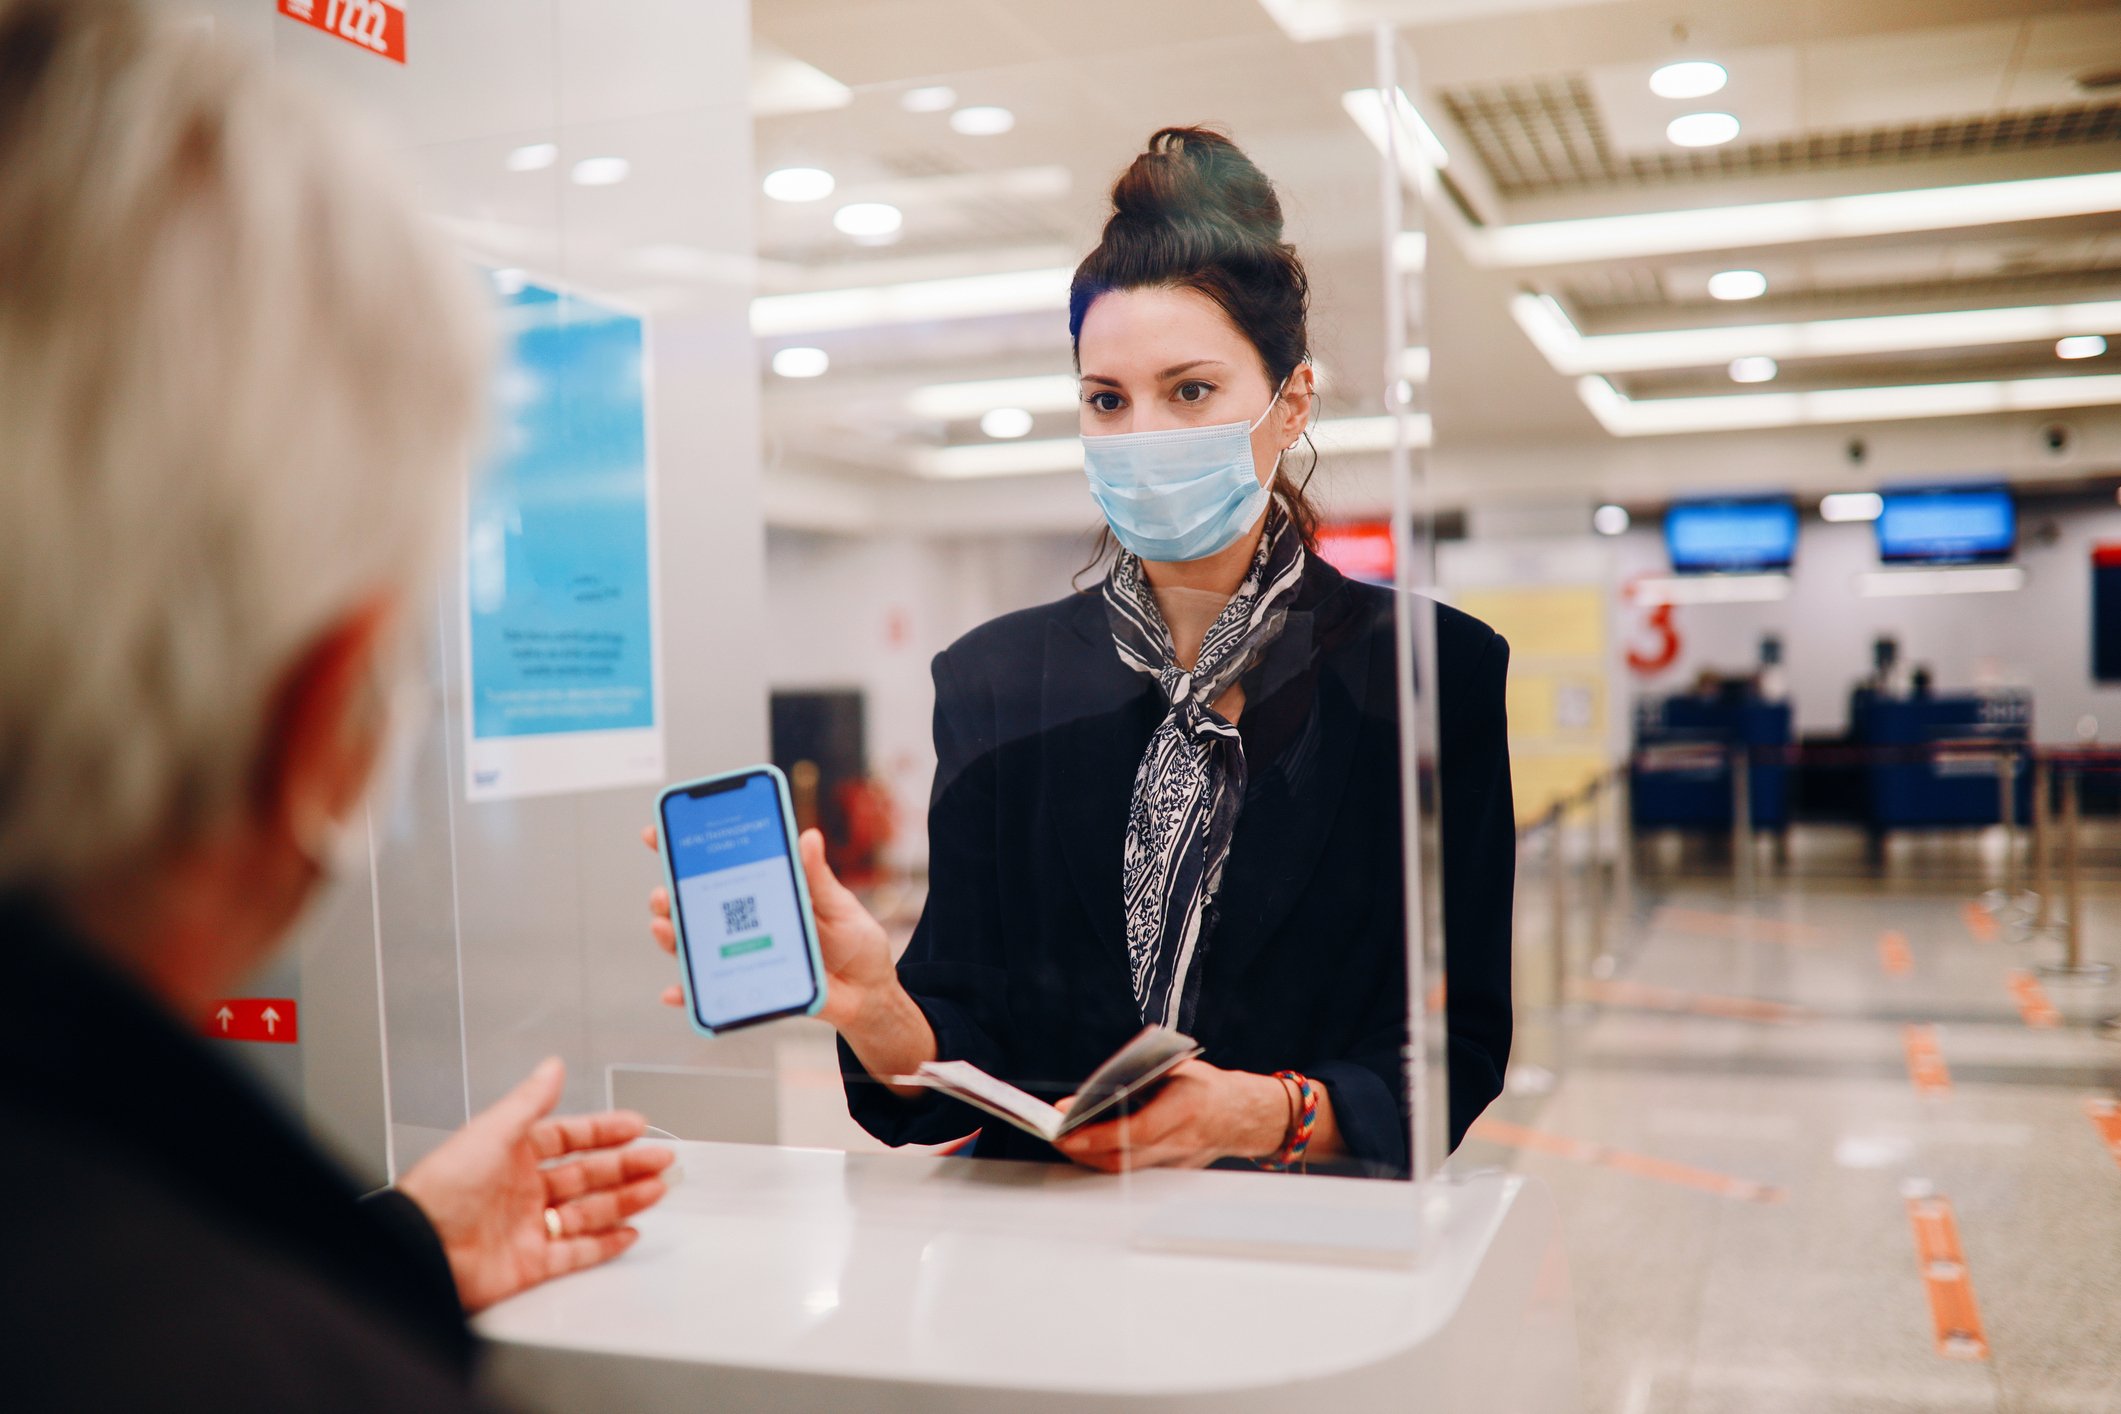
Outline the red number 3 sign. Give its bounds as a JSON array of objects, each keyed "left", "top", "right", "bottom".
[{"left": 1623, "top": 577, "right": 1682, "bottom": 676}]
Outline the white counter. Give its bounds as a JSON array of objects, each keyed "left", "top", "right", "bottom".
[{"left": 477, "top": 1141, "right": 1578, "bottom": 1412}]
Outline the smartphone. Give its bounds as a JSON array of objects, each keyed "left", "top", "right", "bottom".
[{"left": 656, "top": 765, "right": 827, "bottom": 1036}]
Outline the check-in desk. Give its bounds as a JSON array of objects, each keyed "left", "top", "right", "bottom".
[
  {"left": 1853, "top": 690, "right": 2031, "bottom": 833},
  {"left": 1630, "top": 695, "right": 1791, "bottom": 833},
  {"left": 477, "top": 1140, "right": 1579, "bottom": 1412}
]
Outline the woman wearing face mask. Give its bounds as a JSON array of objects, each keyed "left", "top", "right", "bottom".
[{"left": 649, "top": 127, "right": 1513, "bottom": 1176}]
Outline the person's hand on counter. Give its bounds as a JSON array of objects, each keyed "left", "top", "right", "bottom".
[
  {"left": 644, "top": 824, "right": 937, "bottom": 1096},
  {"left": 396, "top": 1057, "right": 673, "bottom": 1313},
  {"left": 1050, "top": 1059, "right": 1339, "bottom": 1172}
]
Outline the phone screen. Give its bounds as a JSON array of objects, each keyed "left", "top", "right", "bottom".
[{"left": 661, "top": 772, "right": 820, "bottom": 1031}]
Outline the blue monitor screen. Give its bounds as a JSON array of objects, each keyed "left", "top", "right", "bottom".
[
  {"left": 1876, "top": 489, "right": 2015, "bottom": 564},
  {"left": 1664, "top": 501, "right": 1799, "bottom": 574}
]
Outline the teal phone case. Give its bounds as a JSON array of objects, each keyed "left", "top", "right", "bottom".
[{"left": 656, "top": 764, "right": 828, "bottom": 1037}]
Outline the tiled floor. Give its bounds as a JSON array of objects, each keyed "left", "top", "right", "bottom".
[{"left": 1456, "top": 832, "right": 2121, "bottom": 1413}]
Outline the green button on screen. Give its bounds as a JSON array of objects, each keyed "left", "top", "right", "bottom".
[{"left": 719, "top": 935, "right": 772, "bottom": 958}]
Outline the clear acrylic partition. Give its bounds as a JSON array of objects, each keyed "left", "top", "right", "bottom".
[{"left": 242, "top": 0, "right": 1458, "bottom": 1255}]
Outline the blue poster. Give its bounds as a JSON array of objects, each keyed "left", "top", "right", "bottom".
[{"left": 463, "top": 278, "right": 662, "bottom": 801}]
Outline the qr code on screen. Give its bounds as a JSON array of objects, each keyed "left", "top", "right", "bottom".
[{"left": 721, "top": 896, "right": 759, "bottom": 935}]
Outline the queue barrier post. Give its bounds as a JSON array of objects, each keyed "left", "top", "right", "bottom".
[
  {"left": 2040, "top": 762, "right": 2114, "bottom": 985},
  {"left": 1585, "top": 776, "right": 1609, "bottom": 981},
  {"left": 1731, "top": 745, "right": 1754, "bottom": 898},
  {"left": 1613, "top": 763, "right": 1635, "bottom": 929},
  {"left": 2030, "top": 754, "right": 2055, "bottom": 934},
  {"left": 1548, "top": 801, "right": 1569, "bottom": 1010},
  {"left": 1984, "top": 748, "right": 2031, "bottom": 921}
]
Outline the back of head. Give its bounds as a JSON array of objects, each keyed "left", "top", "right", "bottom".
[
  {"left": 1069, "top": 127, "right": 1317, "bottom": 546},
  {"left": 0, "top": 0, "right": 487, "bottom": 893}
]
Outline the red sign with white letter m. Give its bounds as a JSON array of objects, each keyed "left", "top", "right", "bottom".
[
  {"left": 277, "top": 0, "right": 406, "bottom": 65},
  {"left": 205, "top": 998, "right": 299, "bottom": 1044}
]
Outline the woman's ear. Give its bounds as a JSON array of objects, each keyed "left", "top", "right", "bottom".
[{"left": 1279, "top": 362, "right": 1317, "bottom": 451}]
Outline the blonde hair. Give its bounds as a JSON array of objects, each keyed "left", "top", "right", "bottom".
[{"left": 0, "top": 0, "right": 487, "bottom": 890}]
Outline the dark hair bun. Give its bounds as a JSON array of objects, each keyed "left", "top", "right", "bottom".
[{"left": 1108, "top": 126, "right": 1284, "bottom": 250}]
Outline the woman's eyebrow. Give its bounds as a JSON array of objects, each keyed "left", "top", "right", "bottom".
[{"left": 1079, "top": 360, "right": 1227, "bottom": 387}]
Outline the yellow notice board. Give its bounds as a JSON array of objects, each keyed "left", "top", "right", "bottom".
[{"left": 1456, "top": 586, "right": 1609, "bottom": 825}]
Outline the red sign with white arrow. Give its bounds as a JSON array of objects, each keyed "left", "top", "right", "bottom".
[{"left": 205, "top": 998, "right": 299, "bottom": 1044}]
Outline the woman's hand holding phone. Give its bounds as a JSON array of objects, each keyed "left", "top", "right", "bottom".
[{"left": 643, "top": 825, "right": 937, "bottom": 1094}]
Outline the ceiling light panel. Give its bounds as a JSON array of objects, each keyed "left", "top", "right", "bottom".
[
  {"left": 1666, "top": 112, "right": 1741, "bottom": 148},
  {"left": 1649, "top": 61, "right": 1727, "bottom": 99},
  {"left": 762, "top": 167, "right": 834, "bottom": 202},
  {"left": 950, "top": 106, "right": 1015, "bottom": 136},
  {"left": 1578, "top": 370, "right": 2121, "bottom": 436},
  {"left": 901, "top": 85, "right": 956, "bottom": 113},
  {"left": 1511, "top": 294, "right": 2121, "bottom": 374},
  {"left": 1474, "top": 171, "right": 2121, "bottom": 268},
  {"left": 907, "top": 374, "right": 1080, "bottom": 421},
  {"left": 752, "top": 267, "right": 1073, "bottom": 337},
  {"left": 1819, "top": 492, "right": 1883, "bottom": 522}
]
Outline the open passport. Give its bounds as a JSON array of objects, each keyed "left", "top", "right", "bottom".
[{"left": 894, "top": 1026, "right": 1202, "bottom": 1144}]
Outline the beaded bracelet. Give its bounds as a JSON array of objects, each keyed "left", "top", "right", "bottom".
[{"left": 1259, "top": 1069, "right": 1318, "bottom": 1171}]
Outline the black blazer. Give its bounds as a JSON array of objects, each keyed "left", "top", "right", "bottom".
[
  {"left": 840, "top": 558, "right": 1514, "bottom": 1176},
  {"left": 0, "top": 898, "right": 495, "bottom": 1412}
]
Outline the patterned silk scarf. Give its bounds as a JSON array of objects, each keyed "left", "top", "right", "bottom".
[{"left": 1101, "top": 503, "right": 1307, "bottom": 1030}]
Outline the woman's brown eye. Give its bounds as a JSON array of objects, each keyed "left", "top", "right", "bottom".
[
  {"left": 1176, "top": 382, "right": 1212, "bottom": 403},
  {"left": 1088, "top": 392, "right": 1122, "bottom": 413}
]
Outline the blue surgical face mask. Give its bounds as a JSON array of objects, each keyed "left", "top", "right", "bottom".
[{"left": 1082, "top": 380, "right": 1290, "bottom": 563}]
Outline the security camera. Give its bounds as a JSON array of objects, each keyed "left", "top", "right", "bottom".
[
  {"left": 2040, "top": 423, "right": 2073, "bottom": 456},
  {"left": 1846, "top": 437, "right": 1868, "bottom": 465}
]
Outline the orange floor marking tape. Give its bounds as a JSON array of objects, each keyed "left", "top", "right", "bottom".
[
  {"left": 1878, "top": 930, "right": 1914, "bottom": 977},
  {"left": 2085, "top": 1096, "right": 2121, "bottom": 1171},
  {"left": 1468, "top": 1118, "right": 1786, "bottom": 1203},
  {"left": 1959, "top": 901, "right": 1999, "bottom": 944},
  {"left": 1571, "top": 977, "right": 1813, "bottom": 1024},
  {"left": 2006, "top": 970, "right": 2061, "bottom": 1029},
  {"left": 1903, "top": 1024, "right": 1952, "bottom": 1097},
  {"left": 1905, "top": 1191, "right": 1989, "bottom": 1360},
  {"left": 1651, "top": 906, "right": 1825, "bottom": 947}
]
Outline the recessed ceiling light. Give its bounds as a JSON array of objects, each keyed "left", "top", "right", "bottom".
[
  {"left": 771, "top": 346, "right": 830, "bottom": 378},
  {"left": 1729, "top": 355, "right": 1778, "bottom": 383},
  {"left": 1667, "top": 112, "right": 1740, "bottom": 148},
  {"left": 979, "top": 407, "right": 1034, "bottom": 439},
  {"left": 762, "top": 166, "right": 835, "bottom": 202},
  {"left": 950, "top": 105, "right": 1015, "bottom": 137},
  {"left": 1820, "top": 492, "right": 1883, "bottom": 522},
  {"left": 901, "top": 85, "right": 957, "bottom": 113},
  {"left": 1707, "top": 269, "right": 1767, "bottom": 301},
  {"left": 570, "top": 156, "right": 629, "bottom": 186},
  {"left": 833, "top": 202, "right": 902, "bottom": 237},
  {"left": 506, "top": 142, "right": 557, "bottom": 173},
  {"left": 2058, "top": 334, "right": 2108, "bottom": 360},
  {"left": 1650, "top": 61, "right": 1728, "bottom": 99},
  {"left": 1593, "top": 504, "right": 1630, "bottom": 536}
]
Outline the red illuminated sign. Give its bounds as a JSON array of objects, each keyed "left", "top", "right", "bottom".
[
  {"left": 205, "top": 998, "right": 299, "bottom": 1044},
  {"left": 1316, "top": 522, "right": 1395, "bottom": 585},
  {"left": 278, "top": 0, "right": 405, "bottom": 65}
]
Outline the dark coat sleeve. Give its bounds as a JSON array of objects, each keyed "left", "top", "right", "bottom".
[
  {"left": 839, "top": 647, "right": 1012, "bottom": 1145},
  {"left": 1439, "top": 622, "right": 1514, "bottom": 1147}
]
